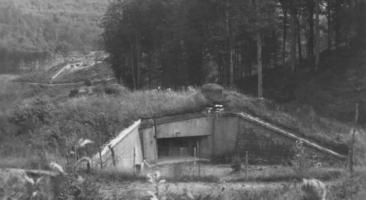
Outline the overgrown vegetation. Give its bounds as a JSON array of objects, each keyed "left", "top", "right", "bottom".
[
  {"left": 0, "top": 80, "right": 208, "bottom": 168},
  {"left": 95, "top": 170, "right": 366, "bottom": 200},
  {"left": 0, "top": 78, "right": 354, "bottom": 169},
  {"left": 0, "top": 76, "right": 365, "bottom": 199},
  {"left": 0, "top": 0, "right": 107, "bottom": 52},
  {"left": 0, "top": 0, "right": 108, "bottom": 72}
]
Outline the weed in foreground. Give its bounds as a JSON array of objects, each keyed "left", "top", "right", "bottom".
[
  {"left": 300, "top": 178, "right": 327, "bottom": 200},
  {"left": 147, "top": 171, "right": 167, "bottom": 200}
]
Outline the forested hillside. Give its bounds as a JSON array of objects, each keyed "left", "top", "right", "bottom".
[
  {"left": 0, "top": 0, "right": 108, "bottom": 72},
  {"left": 103, "top": 0, "right": 366, "bottom": 91}
]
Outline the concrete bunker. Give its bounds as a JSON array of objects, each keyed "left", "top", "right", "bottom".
[{"left": 92, "top": 112, "right": 347, "bottom": 173}]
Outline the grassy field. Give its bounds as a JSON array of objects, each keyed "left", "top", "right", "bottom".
[{"left": 93, "top": 168, "right": 366, "bottom": 200}]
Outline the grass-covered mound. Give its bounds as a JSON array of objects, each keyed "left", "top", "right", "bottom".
[
  {"left": 0, "top": 82, "right": 208, "bottom": 168},
  {"left": 0, "top": 79, "right": 354, "bottom": 169}
]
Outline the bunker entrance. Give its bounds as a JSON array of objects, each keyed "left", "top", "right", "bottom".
[{"left": 157, "top": 136, "right": 202, "bottom": 159}]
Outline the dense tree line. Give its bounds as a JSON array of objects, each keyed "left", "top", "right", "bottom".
[{"left": 103, "top": 0, "right": 365, "bottom": 93}]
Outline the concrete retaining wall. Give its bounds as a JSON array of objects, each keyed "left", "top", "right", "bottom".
[
  {"left": 156, "top": 117, "right": 211, "bottom": 138},
  {"left": 140, "top": 127, "right": 158, "bottom": 162},
  {"left": 93, "top": 120, "right": 144, "bottom": 172},
  {"left": 212, "top": 115, "right": 239, "bottom": 158},
  {"left": 97, "top": 112, "right": 345, "bottom": 172}
]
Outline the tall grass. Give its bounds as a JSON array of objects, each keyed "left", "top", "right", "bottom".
[
  {"left": 63, "top": 88, "right": 207, "bottom": 127},
  {"left": 0, "top": 87, "right": 209, "bottom": 168}
]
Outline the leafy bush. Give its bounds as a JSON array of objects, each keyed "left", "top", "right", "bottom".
[
  {"left": 329, "top": 175, "right": 365, "bottom": 200},
  {"left": 200, "top": 83, "right": 226, "bottom": 105},
  {"left": 103, "top": 84, "right": 129, "bottom": 96},
  {"left": 9, "top": 97, "right": 55, "bottom": 135},
  {"left": 55, "top": 175, "right": 102, "bottom": 200}
]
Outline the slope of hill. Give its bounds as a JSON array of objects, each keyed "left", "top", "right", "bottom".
[
  {"left": 15, "top": 52, "right": 114, "bottom": 84},
  {"left": 287, "top": 47, "right": 366, "bottom": 165},
  {"left": 239, "top": 46, "right": 366, "bottom": 165},
  {"left": 1, "top": 74, "right": 353, "bottom": 169},
  {"left": 293, "top": 48, "right": 366, "bottom": 123},
  {"left": 239, "top": 45, "right": 366, "bottom": 124},
  {"left": 0, "top": 0, "right": 109, "bottom": 72},
  {"left": 0, "top": 0, "right": 108, "bottom": 52}
]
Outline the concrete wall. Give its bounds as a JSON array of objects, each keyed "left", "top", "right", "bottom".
[
  {"left": 139, "top": 115, "right": 240, "bottom": 161},
  {"left": 98, "top": 113, "right": 343, "bottom": 171},
  {"left": 140, "top": 127, "right": 158, "bottom": 162},
  {"left": 198, "top": 134, "right": 212, "bottom": 159},
  {"left": 93, "top": 120, "right": 143, "bottom": 172},
  {"left": 113, "top": 127, "right": 143, "bottom": 171},
  {"left": 211, "top": 116, "right": 239, "bottom": 158},
  {"left": 155, "top": 117, "right": 212, "bottom": 138}
]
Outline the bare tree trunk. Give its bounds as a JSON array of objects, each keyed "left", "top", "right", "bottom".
[
  {"left": 334, "top": 0, "right": 341, "bottom": 48},
  {"left": 219, "top": 54, "right": 225, "bottom": 84},
  {"left": 315, "top": 0, "right": 320, "bottom": 71},
  {"left": 282, "top": 6, "right": 288, "bottom": 66},
  {"left": 327, "top": 0, "right": 332, "bottom": 50},
  {"left": 225, "top": 0, "right": 234, "bottom": 87},
  {"left": 130, "top": 48, "right": 136, "bottom": 89},
  {"left": 229, "top": 49, "right": 234, "bottom": 86},
  {"left": 307, "top": 0, "right": 315, "bottom": 58},
  {"left": 135, "top": 36, "right": 141, "bottom": 89},
  {"left": 257, "top": 33, "right": 263, "bottom": 99},
  {"left": 148, "top": 53, "right": 152, "bottom": 88},
  {"left": 356, "top": 1, "right": 366, "bottom": 39},
  {"left": 289, "top": 8, "right": 297, "bottom": 72},
  {"left": 296, "top": 14, "right": 303, "bottom": 62},
  {"left": 253, "top": 0, "right": 263, "bottom": 98}
]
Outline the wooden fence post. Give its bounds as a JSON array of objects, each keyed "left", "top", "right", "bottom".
[
  {"left": 98, "top": 150, "right": 103, "bottom": 169},
  {"left": 197, "top": 141, "right": 201, "bottom": 177},
  {"left": 109, "top": 145, "right": 116, "bottom": 167},
  {"left": 245, "top": 151, "right": 248, "bottom": 180},
  {"left": 349, "top": 102, "right": 359, "bottom": 174},
  {"left": 349, "top": 129, "right": 356, "bottom": 175}
]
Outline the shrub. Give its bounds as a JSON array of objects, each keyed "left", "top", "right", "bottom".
[
  {"left": 69, "top": 89, "right": 79, "bottom": 97},
  {"left": 84, "top": 80, "right": 92, "bottom": 86},
  {"left": 200, "top": 83, "right": 226, "bottom": 105},
  {"left": 231, "top": 156, "right": 242, "bottom": 172},
  {"left": 329, "top": 176, "right": 365, "bottom": 200},
  {"left": 55, "top": 174, "right": 102, "bottom": 200},
  {"left": 103, "top": 84, "right": 129, "bottom": 96},
  {"left": 9, "top": 97, "right": 55, "bottom": 135},
  {"left": 300, "top": 179, "right": 327, "bottom": 200}
]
